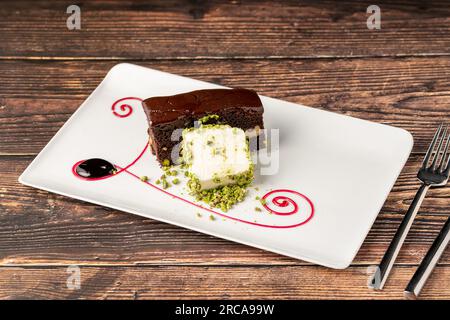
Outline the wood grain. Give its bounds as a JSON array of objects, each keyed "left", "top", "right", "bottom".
[
  {"left": 0, "top": 58, "right": 449, "bottom": 155},
  {"left": 1, "top": 0, "right": 449, "bottom": 300},
  {"left": 1, "top": 155, "right": 448, "bottom": 266},
  {"left": 0, "top": 0, "right": 449, "bottom": 59},
  {"left": 1, "top": 265, "right": 449, "bottom": 299}
]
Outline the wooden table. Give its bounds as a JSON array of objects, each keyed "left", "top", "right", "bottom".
[{"left": 0, "top": 0, "right": 449, "bottom": 300}]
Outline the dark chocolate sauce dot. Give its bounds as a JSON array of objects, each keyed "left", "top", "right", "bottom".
[{"left": 75, "top": 158, "right": 116, "bottom": 179}]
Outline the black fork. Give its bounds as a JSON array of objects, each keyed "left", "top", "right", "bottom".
[{"left": 369, "top": 124, "right": 450, "bottom": 290}]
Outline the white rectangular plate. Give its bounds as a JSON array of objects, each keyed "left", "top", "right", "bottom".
[{"left": 19, "top": 63, "right": 413, "bottom": 269}]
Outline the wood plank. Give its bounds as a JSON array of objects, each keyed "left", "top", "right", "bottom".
[
  {"left": 0, "top": 58, "right": 449, "bottom": 155},
  {"left": 1, "top": 156, "right": 449, "bottom": 266},
  {"left": 0, "top": 0, "right": 449, "bottom": 59},
  {"left": 0, "top": 265, "right": 449, "bottom": 299}
]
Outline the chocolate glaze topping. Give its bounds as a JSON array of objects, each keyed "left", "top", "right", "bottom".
[{"left": 142, "top": 88, "right": 263, "bottom": 126}]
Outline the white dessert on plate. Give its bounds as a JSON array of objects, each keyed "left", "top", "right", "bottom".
[
  {"left": 182, "top": 125, "right": 253, "bottom": 190},
  {"left": 181, "top": 124, "right": 254, "bottom": 211}
]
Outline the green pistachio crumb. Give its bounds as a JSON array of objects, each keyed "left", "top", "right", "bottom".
[
  {"left": 209, "top": 214, "right": 216, "bottom": 221},
  {"left": 255, "top": 207, "right": 262, "bottom": 212},
  {"left": 260, "top": 198, "right": 267, "bottom": 206},
  {"left": 140, "top": 176, "right": 149, "bottom": 182},
  {"left": 172, "top": 178, "right": 180, "bottom": 185},
  {"left": 184, "top": 171, "right": 189, "bottom": 177},
  {"left": 198, "top": 114, "right": 220, "bottom": 125},
  {"left": 162, "top": 180, "right": 170, "bottom": 189},
  {"left": 155, "top": 179, "right": 161, "bottom": 185},
  {"left": 255, "top": 196, "right": 260, "bottom": 200},
  {"left": 196, "top": 212, "right": 202, "bottom": 218},
  {"left": 162, "top": 159, "right": 170, "bottom": 167}
]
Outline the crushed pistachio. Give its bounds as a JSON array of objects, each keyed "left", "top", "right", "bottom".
[
  {"left": 162, "top": 159, "right": 170, "bottom": 167},
  {"left": 211, "top": 147, "right": 226, "bottom": 158},
  {"left": 140, "top": 176, "right": 149, "bottom": 182},
  {"left": 184, "top": 148, "right": 254, "bottom": 211},
  {"left": 162, "top": 180, "right": 170, "bottom": 189},
  {"left": 172, "top": 178, "right": 180, "bottom": 185},
  {"left": 260, "top": 198, "right": 267, "bottom": 206},
  {"left": 196, "top": 212, "right": 202, "bottom": 218},
  {"left": 189, "top": 182, "right": 250, "bottom": 212},
  {"left": 156, "top": 170, "right": 173, "bottom": 189},
  {"left": 209, "top": 214, "right": 216, "bottom": 221},
  {"left": 255, "top": 196, "right": 260, "bottom": 200},
  {"left": 198, "top": 114, "right": 220, "bottom": 125},
  {"left": 255, "top": 207, "right": 262, "bottom": 212}
]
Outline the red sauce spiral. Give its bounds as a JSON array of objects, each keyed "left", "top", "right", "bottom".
[
  {"left": 262, "top": 189, "right": 311, "bottom": 216},
  {"left": 111, "top": 97, "right": 143, "bottom": 118}
]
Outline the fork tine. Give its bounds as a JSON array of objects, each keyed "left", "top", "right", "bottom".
[
  {"left": 431, "top": 126, "right": 448, "bottom": 171},
  {"left": 440, "top": 131, "right": 450, "bottom": 174},
  {"left": 422, "top": 124, "right": 443, "bottom": 169}
]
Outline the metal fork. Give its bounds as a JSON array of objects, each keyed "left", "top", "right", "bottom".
[{"left": 369, "top": 124, "right": 450, "bottom": 290}]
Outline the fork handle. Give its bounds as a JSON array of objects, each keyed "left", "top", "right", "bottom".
[
  {"left": 404, "top": 215, "right": 450, "bottom": 299},
  {"left": 369, "top": 183, "right": 430, "bottom": 290}
]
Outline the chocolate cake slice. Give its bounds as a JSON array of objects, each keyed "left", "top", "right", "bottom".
[{"left": 142, "top": 88, "right": 264, "bottom": 165}]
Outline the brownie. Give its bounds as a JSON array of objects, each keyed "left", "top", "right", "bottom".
[{"left": 142, "top": 88, "right": 264, "bottom": 165}]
